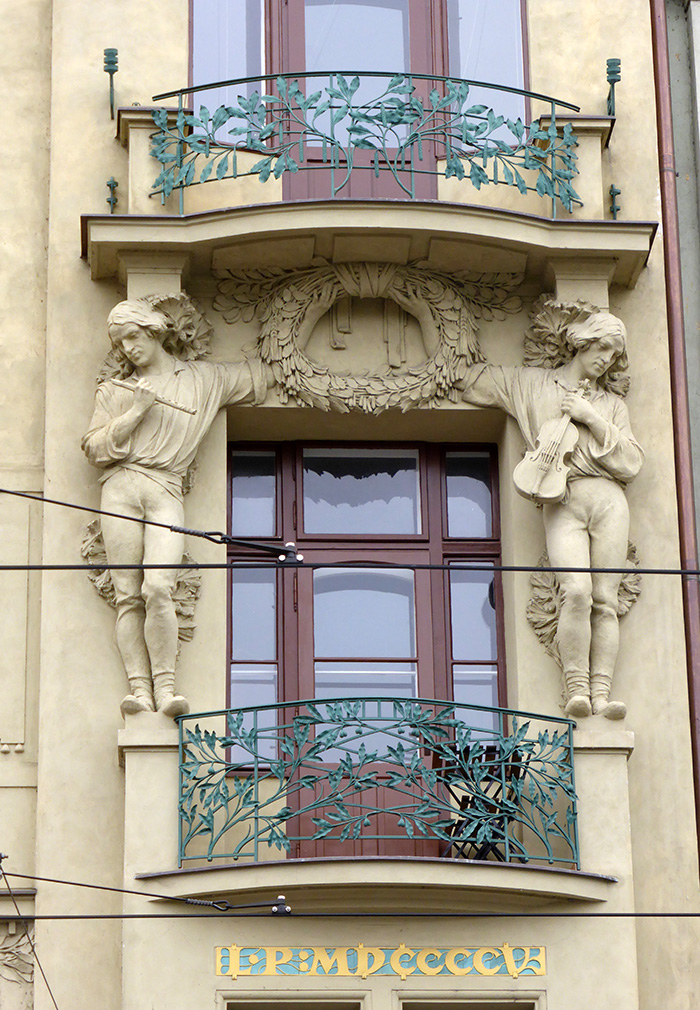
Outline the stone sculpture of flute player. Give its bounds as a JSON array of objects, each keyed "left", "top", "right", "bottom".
[
  {"left": 395, "top": 291, "right": 644, "bottom": 720},
  {"left": 82, "top": 298, "right": 270, "bottom": 718}
]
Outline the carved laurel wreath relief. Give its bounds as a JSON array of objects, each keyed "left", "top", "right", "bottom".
[{"left": 213, "top": 261, "right": 523, "bottom": 413}]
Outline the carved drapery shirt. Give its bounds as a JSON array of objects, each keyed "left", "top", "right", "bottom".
[
  {"left": 461, "top": 365, "right": 644, "bottom": 485},
  {"left": 82, "top": 358, "right": 267, "bottom": 498}
]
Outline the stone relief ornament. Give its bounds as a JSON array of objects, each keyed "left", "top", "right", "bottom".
[
  {"left": 81, "top": 520, "right": 201, "bottom": 647},
  {"left": 527, "top": 543, "right": 642, "bottom": 703},
  {"left": 213, "top": 261, "right": 523, "bottom": 413},
  {"left": 82, "top": 293, "right": 270, "bottom": 719},
  {"left": 0, "top": 926, "right": 34, "bottom": 1002},
  {"left": 458, "top": 297, "right": 644, "bottom": 721}
]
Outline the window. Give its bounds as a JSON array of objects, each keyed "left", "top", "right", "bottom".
[
  {"left": 228, "top": 443, "right": 503, "bottom": 719},
  {"left": 191, "top": 1, "right": 528, "bottom": 197}
]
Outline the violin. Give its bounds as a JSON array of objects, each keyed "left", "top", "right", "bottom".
[{"left": 513, "top": 379, "right": 591, "bottom": 504}]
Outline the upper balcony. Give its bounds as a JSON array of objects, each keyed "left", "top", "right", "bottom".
[
  {"left": 115, "top": 69, "right": 619, "bottom": 221},
  {"left": 177, "top": 696, "right": 579, "bottom": 870}
]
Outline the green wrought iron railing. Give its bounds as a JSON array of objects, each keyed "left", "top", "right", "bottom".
[
  {"left": 150, "top": 72, "right": 581, "bottom": 216},
  {"left": 178, "top": 697, "right": 579, "bottom": 869}
]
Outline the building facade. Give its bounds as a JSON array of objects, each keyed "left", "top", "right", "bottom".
[{"left": 1, "top": 1, "right": 699, "bottom": 1008}]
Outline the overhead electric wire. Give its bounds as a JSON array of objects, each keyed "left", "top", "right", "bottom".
[
  {"left": 0, "top": 559, "right": 696, "bottom": 575},
  {"left": 0, "top": 855, "right": 60, "bottom": 1010},
  {"left": 4, "top": 869, "right": 700, "bottom": 919},
  {"left": 2, "top": 871, "right": 287, "bottom": 913},
  {"left": 0, "top": 487, "right": 298, "bottom": 559},
  {"left": 1, "top": 910, "right": 700, "bottom": 920},
  {"left": 1, "top": 486, "right": 699, "bottom": 577}
]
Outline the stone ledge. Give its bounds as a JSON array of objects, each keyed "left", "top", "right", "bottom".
[
  {"left": 117, "top": 711, "right": 179, "bottom": 767},
  {"left": 132, "top": 856, "right": 617, "bottom": 914},
  {"left": 81, "top": 201, "right": 658, "bottom": 289},
  {"left": 573, "top": 727, "right": 635, "bottom": 757}
]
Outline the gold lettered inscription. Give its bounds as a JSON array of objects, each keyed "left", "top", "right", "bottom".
[{"left": 215, "top": 944, "right": 546, "bottom": 979}]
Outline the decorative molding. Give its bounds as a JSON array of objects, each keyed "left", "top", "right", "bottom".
[
  {"left": 214, "top": 261, "right": 522, "bottom": 413},
  {"left": 81, "top": 521, "right": 201, "bottom": 645},
  {"left": 527, "top": 542, "right": 642, "bottom": 670}
]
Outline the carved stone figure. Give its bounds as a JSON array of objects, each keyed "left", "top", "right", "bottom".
[
  {"left": 82, "top": 294, "right": 269, "bottom": 718},
  {"left": 404, "top": 293, "right": 643, "bottom": 720}
]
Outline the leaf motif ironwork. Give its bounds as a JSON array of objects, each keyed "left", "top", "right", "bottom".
[
  {"left": 178, "top": 698, "right": 578, "bottom": 868},
  {"left": 151, "top": 74, "right": 580, "bottom": 213}
]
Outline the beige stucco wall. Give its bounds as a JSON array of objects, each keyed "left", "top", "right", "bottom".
[{"left": 1, "top": 0, "right": 699, "bottom": 1008}]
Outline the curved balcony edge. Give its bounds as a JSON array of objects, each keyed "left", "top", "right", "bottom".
[
  {"left": 133, "top": 856, "right": 616, "bottom": 913},
  {"left": 81, "top": 199, "right": 657, "bottom": 292}
]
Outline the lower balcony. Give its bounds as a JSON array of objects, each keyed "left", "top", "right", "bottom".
[{"left": 178, "top": 697, "right": 578, "bottom": 869}]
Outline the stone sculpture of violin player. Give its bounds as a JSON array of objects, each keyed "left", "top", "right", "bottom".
[{"left": 394, "top": 290, "right": 644, "bottom": 720}]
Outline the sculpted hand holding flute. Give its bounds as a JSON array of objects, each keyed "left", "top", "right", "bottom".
[{"left": 82, "top": 298, "right": 270, "bottom": 718}]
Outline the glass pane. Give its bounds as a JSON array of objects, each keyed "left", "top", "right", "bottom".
[
  {"left": 305, "top": 0, "right": 409, "bottom": 73},
  {"left": 192, "top": 0, "right": 265, "bottom": 114},
  {"left": 449, "top": 566, "right": 497, "bottom": 661},
  {"left": 315, "top": 661, "right": 417, "bottom": 698},
  {"left": 229, "top": 665, "right": 277, "bottom": 762},
  {"left": 303, "top": 448, "right": 421, "bottom": 534},
  {"left": 315, "top": 665, "right": 417, "bottom": 759},
  {"left": 314, "top": 568, "right": 415, "bottom": 657},
  {"left": 446, "top": 451, "right": 491, "bottom": 537},
  {"left": 231, "top": 452, "right": 276, "bottom": 536},
  {"left": 452, "top": 666, "right": 496, "bottom": 715},
  {"left": 305, "top": 0, "right": 410, "bottom": 145},
  {"left": 447, "top": 0, "right": 525, "bottom": 123},
  {"left": 231, "top": 568, "right": 276, "bottom": 661}
]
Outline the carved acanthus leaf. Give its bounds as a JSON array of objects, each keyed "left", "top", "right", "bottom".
[
  {"left": 0, "top": 927, "right": 34, "bottom": 984},
  {"left": 213, "top": 262, "right": 523, "bottom": 414},
  {"left": 81, "top": 521, "right": 201, "bottom": 644},
  {"left": 526, "top": 542, "right": 642, "bottom": 667}
]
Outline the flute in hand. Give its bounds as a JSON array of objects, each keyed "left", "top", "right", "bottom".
[{"left": 108, "top": 378, "right": 198, "bottom": 415}]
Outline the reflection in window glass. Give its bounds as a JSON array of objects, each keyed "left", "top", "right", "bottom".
[
  {"left": 447, "top": 0, "right": 525, "bottom": 122},
  {"left": 304, "top": 0, "right": 410, "bottom": 145},
  {"left": 449, "top": 566, "right": 497, "bottom": 661},
  {"left": 305, "top": 0, "right": 409, "bottom": 72},
  {"left": 453, "top": 665, "right": 499, "bottom": 732},
  {"left": 315, "top": 662, "right": 417, "bottom": 698},
  {"left": 192, "top": 0, "right": 265, "bottom": 113},
  {"left": 446, "top": 451, "right": 491, "bottom": 537},
  {"left": 231, "top": 569, "right": 276, "bottom": 661},
  {"left": 229, "top": 665, "right": 277, "bottom": 762},
  {"left": 314, "top": 569, "right": 416, "bottom": 657},
  {"left": 231, "top": 452, "right": 276, "bottom": 536},
  {"left": 304, "top": 448, "right": 421, "bottom": 534}
]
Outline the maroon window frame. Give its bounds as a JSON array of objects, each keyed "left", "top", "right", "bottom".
[{"left": 226, "top": 441, "right": 504, "bottom": 709}]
